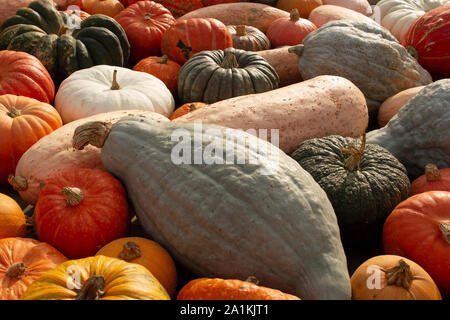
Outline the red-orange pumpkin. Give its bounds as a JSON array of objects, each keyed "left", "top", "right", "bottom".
[
  {"left": 114, "top": 1, "right": 176, "bottom": 65},
  {"left": 160, "top": 17, "right": 233, "bottom": 65},
  {"left": 34, "top": 168, "right": 130, "bottom": 259},
  {"left": 169, "top": 102, "right": 208, "bottom": 120},
  {"left": 0, "top": 51, "right": 55, "bottom": 104},
  {"left": 118, "top": 0, "right": 205, "bottom": 17},
  {"left": 411, "top": 164, "right": 450, "bottom": 195}
]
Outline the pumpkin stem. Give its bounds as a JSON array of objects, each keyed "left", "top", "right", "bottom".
[
  {"left": 383, "top": 259, "right": 414, "bottom": 290},
  {"left": 143, "top": 13, "right": 154, "bottom": 21},
  {"left": 236, "top": 25, "right": 247, "bottom": 37},
  {"left": 157, "top": 55, "right": 169, "bottom": 64},
  {"left": 290, "top": 8, "right": 300, "bottom": 22},
  {"left": 8, "top": 175, "right": 28, "bottom": 191},
  {"left": 188, "top": 104, "right": 197, "bottom": 112},
  {"left": 6, "top": 262, "right": 27, "bottom": 278},
  {"left": 341, "top": 134, "right": 366, "bottom": 172},
  {"left": 245, "top": 276, "right": 259, "bottom": 285},
  {"left": 406, "top": 45, "right": 419, "bottom": 60},
  {"left": 220, "top": 51, "right": 239, "bottom": 69},
  {"left": 425, "top": 164, "right": 441, "bottom": 181},
  {"left": 72, "top": 121, "right": 113, "bottom": 150},
  {"left": 111, "top": 70, "right": 120, "bottom": 90},
  {"left": 75, "top": 273, "right": 106, "bottom": 300},
  {"left": 118, "top": 241, "right": 142, "bottom": 261},
  {"left": 62, "top": 187, "right": 84, "bottom": 206},
  {"left": 288, "top": 44, "right": 304, "bottom": 57},
  {"left": 439, "top": 223, "right": 450, "bottom": 244},
  {"left": 7, "top": 107, "right": 21, "bottom": 118}
]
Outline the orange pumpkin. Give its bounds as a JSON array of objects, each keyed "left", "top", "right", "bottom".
[
  {"left": 96, "top": 237, "right": 177, "bottom": 297},
  {"left": 0, "top": 94, "right": 63, "bottom": 183},
  {"left": 410, "top": 164, "right": 450, "bottom": 195},
  {"left": 276, "top": 0, "right": 323, "bottom": 18},
  {"left": 0, "top": 193, "right": 26, "bottom": 239},
  {"left": 169, "top": 102, "right": 208, "bottom": 120},
  {"left": 177, "top": 277, "right": 301, "bottom": 300},
  {"left": 60, "top": 0, "right": 124, "bottom": 16},
  {"left": 0, "top": 237, "right": 67, "bottom": 300},
  {"left": 351, "top": 255, "right": 441, "bottom": 300}
]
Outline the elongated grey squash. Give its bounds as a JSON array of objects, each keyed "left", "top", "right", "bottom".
[
  {"left": 367, "top": 79, "right": 450, "bottom": 179},
  {"left": 72, "top": 118, "right": 352, "bottom": 300}
]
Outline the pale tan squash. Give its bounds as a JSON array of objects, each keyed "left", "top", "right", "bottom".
[
  {"left": 256, "top": 47, "right": 302, "bottom": 87},
  {"left": 308, "top": 5, "right": 378, "bottom": 27}
]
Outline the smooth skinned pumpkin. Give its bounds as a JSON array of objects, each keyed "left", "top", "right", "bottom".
[
  {"left": 59, "top": 0, "right": 124, "bottom": 16},
  {"left": 276, "top": 0, "right": 323, "bottom": 18},
  {"left": 0, "top": 193, "right": 27, "bottom": 239},
  {"left": 169, "top": 102, "right": 208, "bottom": 120},
  {"left": 411, "top": 164, "right": 450, "bottom": 195},
  {"left": 257, "top": 46, "right": 302, "bottom": 86}
]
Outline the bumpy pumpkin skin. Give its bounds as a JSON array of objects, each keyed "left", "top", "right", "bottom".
[
  {"left": 367, "top": 79, "right": 450, "bottom": 179},
  {"left": 73, "top": 118, "right": 352, "bottom": 300},
  {"left": 289, "top": 20, "right": 432, "bottom": 118},
  {"left": 291, "top": 135, "right": 410, "bottom": 246}
]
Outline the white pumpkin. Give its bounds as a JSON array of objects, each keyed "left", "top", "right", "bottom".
[
  {"left": 377, "top": 0, "right": 449, "bottom": 42},
  {"left": 54, "top": 65, "right": 175, "bottom": 123}
]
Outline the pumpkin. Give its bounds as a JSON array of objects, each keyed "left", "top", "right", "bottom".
[
  {"left": 351, "top": 255, "right": 441, "bottom": 300},
  {"left": 160, "top": 18, "right": 233, "bottom": 65},
  {"left": 96, "top": 237, "right": 177, "bottom": 297},
  {"left": 0, "top": 193, "right": 27, "bottom": 239},
  {"left": 257, "top": 46, "right": 302, "bottom": 86},
  {"left": 10, "top": 110, "right": 169, "bottom": 205},
  {"left": 288, "top": 20, "right": 432, "bottom": 119},
  {"left": 383, "top": 191, "right": 450, "bottom": 297},
  {"left": 0, "top": 0, "right": 130, "bottom": 82},
  {"left": 267, "top": 8, "right": 317, "bottom": 47},
  {"left": 276, "top": 0, "right": 323, "bottom": 18},
  {"left": 60, "top": 0, "right": 124, "bottom": 16},
  {"left": 367, "top": 79, "right": 450, "bottom": 179},
  {"left": 152, "top": 0, "right": 204, "bottom": 18},
  {"left": 175, "top": 75, "right": 368, "bottom": 154},
  {"left": 169, "top": 102, "right": 208, "bottom": 120},
  {"left": 0, "top": 50, "right": 55, "bottom": 104},
  {"left": 177, "top": 3, "right": 290, "bottom": 33},
  {"left": 377, "top": 0, "right": 448, "bottom": 43},
  {"left": 21, "top": 255, "right": 170, "bottom": 300},
  {"left": 322, "top": 0, "right": 372, "bottom": 15},
  {"left": 177, "top": 278, "right": 301, "bottom": 300},
  {"left": 177, "top": 48, "right": 279, "bottom": 104},
  {"left": 411, "top": 164, "right": 450, "bottom": 195},
  {"left": 0, "top": 94, "right": 62, "bottom": 183},
  {"left": 402, "top": 5, "right": 450, "bottom": 80},
  {"left": 377, "top": 86, "right": 424, "bottom": 127},
  {"left": 132, "top": 55, "right": 181, "bottom": 97},
  {"left": 0, "top": 237, "right": 67, "bottom": 300},
  {"left": 291, "top": 134, "right": 410, "bottom": 246},
  {"left": 71, "top": 118, "right": 352, "bottom": 300},
  {"left": 114, "top": 1, "right": 176, "bottom": 65},
  {"left": 34, "top": 168, "right": 130, "bottom": 259},
  {"left": 0, "top": 0, "right": 34, "bottom": 26},
  {"left": 308, "top": 4, "right": 379, "bottom": 27},
  {"left": 54, "top": 65, "right": 175, "bottom": 123},
  {"left": 227, "top": 25, "right": 271, "bottom": 52}
]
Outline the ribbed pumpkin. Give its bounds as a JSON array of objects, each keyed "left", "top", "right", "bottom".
[
  {"left": 114, "top": 1, "right": 176, "bottom": 65},
  {"left": 0, "top": 237, "right": 67, "bottom": 300},
  {"left": 161, "top": 17, "right": 233, "bottom": 65},
  {"left": 132, "top": 55, "right": 181, "bottom": 97},
  {"left": 402, "top": 5, "right": 450, "bottom": 80},
  {"left": 178, "top": 48, "right": 279, "bottom": 104},
  {"left": 290, "top": 134, "right": 411, "bottom": 246},
  {"left": 0, "top": 193, "right": 27, "bottom": 239},
  {"left": 96, "top": 237, "right": 177, "bottom": 297},
  {"left": 177, "top": 278, "right": 301, "bottom": 300},
  {"left": 351, "top": 255, "right": 442, "bottom": 300},
  {"left": 0, "top": 0, "right": 130, "bottom": 82},
  {"left": 0, "top": 50, "right": 55, "bottom": 104},
  {"left": 288, "top": 20, "right": 432, "bottom": 118},
  {"left": 411, "top": 164, "right": 450, "bottom": 195},
  {"left": 276, "top": 0, "right": 323, "bottom": 18},
  {"left": 21, "top": 255, "right": 170, "bottom": 300},
  {"left": 227, "top": 25, "right": 271, "bottom": 51},
  {"left": 34, "top": 168, "right": 130, "bottom": 259},
  {"left": 267, "top": 8, "right": 317, "bottom": 47},
  {"left": 169, "top": 102, "right": 208, "bottom": 120},
  {"left": 0, "top": 94, "right": 62, "bottom": 183},
  {"left": 383, "top": 191, "right": 450, "bottom": 297}
]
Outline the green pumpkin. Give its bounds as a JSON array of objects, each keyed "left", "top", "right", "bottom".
[
  {"left": 290, "top": 134, "right": 411, "bottom": 247},
  {"left": 0, "top": 0, "right": 130, "bottom": 83},
  {"left": 177, "top": 47, "right": 279, "bottom": 104}
]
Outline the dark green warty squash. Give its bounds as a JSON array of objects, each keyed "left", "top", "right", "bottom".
[
  {"left": 177, "top": 47, "right": 279, "bottom": 104},
  {"left": 0, "top": 0, "right": 130, "bottom": 83},
  {"left": 290, "top": 134, "right": 411, "bottom": 247}
]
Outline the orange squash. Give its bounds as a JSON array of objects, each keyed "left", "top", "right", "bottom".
[
  {"left": 277, "top": 0, "right": 323, "bottom": 18},
  {"left": 0, "top": 193, "right": 26, "bottom": 239},
  {"left": 169, "top": 102, "right": 208, "bottom": 120},
  {"left": 96, "top": 237, "right": 177, "bottom": 297},
  {"left": 59, "top": 0, "right": 124, "bottom": 16},
  {"left": 410, "top": 164, "right": 450, "bottom": 195}
]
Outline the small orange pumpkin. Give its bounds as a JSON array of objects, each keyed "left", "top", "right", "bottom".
[
  {"left": 0, "top": 193, "right": 27, "bottom": 239},
  {"left": 276, "top": 0, "right": 323, "bottom": 18},
  {"left": 410, "top": 164, "right": 450, "bottom": 195},
  {"left": 169, "top": 102, "right": 208, "bottom": 120}
]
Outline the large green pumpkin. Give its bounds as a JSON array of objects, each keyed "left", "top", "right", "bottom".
[
  {"left": 0, "top": 0, "right": 130, "bottom": 83},
  {"left": 177, "top": 47, "right": 279, "bottom": 104},
  {"left": 72, "top": 118, "right": 352, "bottom": 300},
  {"left": 291, "top": 134, "right": 411, "bottom": 247}
]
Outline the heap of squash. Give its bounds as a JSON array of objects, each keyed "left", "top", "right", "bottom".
[{"left": 0, "top": 0, "right": 449, "bottom": 300}]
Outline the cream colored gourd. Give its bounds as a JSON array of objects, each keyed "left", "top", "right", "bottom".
[
  {"left": 308, "top": 5, "right": 379, "bottom": 27},
  {"left": 54, "top": 65, "right": 175, "bottom": 123},
  {"left": 322, "top": 0, "right": 373, "bottom": 15},
  {"left": 174, "top": 75, "right": 369, "bottom": 154}
]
